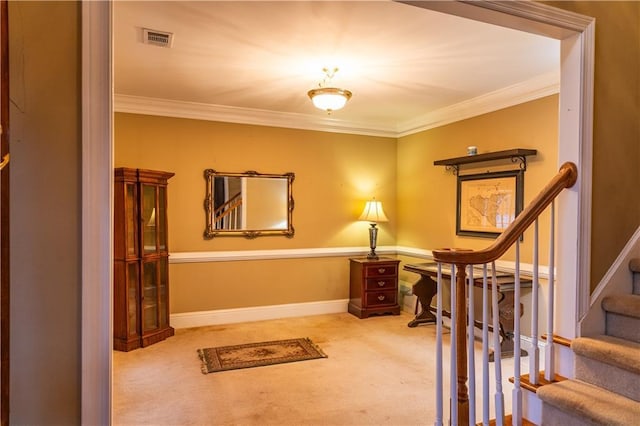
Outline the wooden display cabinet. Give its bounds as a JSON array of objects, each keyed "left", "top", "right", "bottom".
[{"left": 114, "top": 168, "right": 174, "bottom": 351}]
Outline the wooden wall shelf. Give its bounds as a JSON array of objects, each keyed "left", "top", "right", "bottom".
[{"left": 434, "top": 148, "right": 537, "bottom": 174}]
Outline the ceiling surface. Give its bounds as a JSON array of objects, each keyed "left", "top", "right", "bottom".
[{"left": 114, "top": 1, "right": 560, "bottom": 136}]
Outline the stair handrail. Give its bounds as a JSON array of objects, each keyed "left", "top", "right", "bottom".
[
  {"left": 213, "top": 191, "right": 242, "bottom": 218},
  {"left": 433, "top": 162, "right": 577, "bottom": 265},
  {"left": 214, "top": 199, "right": 242, "bottom": 222},
  {"left": 430, "top": 161, "right": 578, "bottom": 426},
  {"left": 213, "top": 192, "right": 243, "bottom": 230}
]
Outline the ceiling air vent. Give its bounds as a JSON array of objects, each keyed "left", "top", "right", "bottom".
[{"left": 143, "top": 28, "right": 173, "bottom": 48}]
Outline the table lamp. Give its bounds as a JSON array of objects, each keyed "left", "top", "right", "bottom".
[{"left": 359, "top": 199, "right": 388, "bottom": 259}]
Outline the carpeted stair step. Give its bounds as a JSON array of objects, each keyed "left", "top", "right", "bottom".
[
  {"left": 602, "top": 294, "right": 640, "bottom": 342},
  {"left": 629, "top": 258, "right": 640, "bottom": 294},
  {"left": 571, "top": 335, "right": 640, "bottom": 402},
  {"left": 538, "top": 379, "right": 640, "bottom": 426}
]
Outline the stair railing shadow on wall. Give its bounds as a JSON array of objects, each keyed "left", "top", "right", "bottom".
[{"left": 431, "top": 162, "right": 578, "bottom": 426}]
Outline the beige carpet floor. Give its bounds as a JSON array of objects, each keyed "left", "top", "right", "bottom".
[{"left": 113, "top": 311, "right": 523, "bottom": 425}]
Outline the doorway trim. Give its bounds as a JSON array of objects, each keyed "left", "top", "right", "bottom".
[
  {"left": 404, "top": 0, "right": 594, "bottom": 338},
  {"left": 81, "top": 2, "right": 112, "bottom": 424},
  {"left": 81, "top": 2, "right": 594, "bottom": 423}
]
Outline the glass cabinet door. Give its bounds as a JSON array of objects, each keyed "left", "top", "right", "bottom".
[
  {"left": 158, "top": 186, "right": 167, "bottom": 252},
  {"left": 125, "top": 183, "right": 138, "bottom": 257},
  {"left": 141, "top": 184, "right": 157, "bottom": 255},
  {"left": 126, "top": 262, "right": 139, "bottom": 338},
  {"left": 158, "top": 257, "right": 168, "bottom": 328},
  {"left": 142, "top": 260, "right": 159, "bottom": 333}
]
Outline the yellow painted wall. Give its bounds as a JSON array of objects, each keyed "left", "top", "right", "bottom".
[
  {"left": 116, "top": 95, "right": 558, "bottom": 314},
  {"left": 113, "top": 2, "right": 640, "bottom": 320},
  {"left": 115, "top": 114, "right": 397, "bottom": 311},
  {"left": 171, "top": 257, "right": 351, "bottom": 311},
  {"left": 8, "top": 2, "right": 639, "bottom": 423},
  {"left": 9, "top": 1, "right": 81, "bottom": 423},
  {"left": 397, "top": 95, "right": 559, "bottom": 264},
  {"left": 545, "top": 1, "right": 640, "bottom": 290}
]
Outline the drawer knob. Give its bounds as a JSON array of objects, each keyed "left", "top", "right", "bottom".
[
  {"left": 377, "top": 281, "right": 385, "bottom": 287},
  {"left": 378, "top": 268, "right": 386, "bottom": 274},
  {"left": 377, "top": 295, "right": 386, "bottom": 301}
]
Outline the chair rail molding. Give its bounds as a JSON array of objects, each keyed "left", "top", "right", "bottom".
[{"left": 169, "top": 246, "right": 552, "bottom": 280}]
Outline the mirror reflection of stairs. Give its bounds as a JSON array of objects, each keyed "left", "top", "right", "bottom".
[{"left": 214, "top": 192, "right": 242, "bottom": 230}]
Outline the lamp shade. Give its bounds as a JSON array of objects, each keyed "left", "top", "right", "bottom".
[
  {"left": 359, "top": 200, "right": 388, "bottom": 223},
  {"left": 307, "top": 87, "right": 352, "bottom": 112}
]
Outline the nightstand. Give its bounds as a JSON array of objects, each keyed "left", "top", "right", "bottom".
[{"left": 348, "top": 257, "right": 401, "bottom": 318}]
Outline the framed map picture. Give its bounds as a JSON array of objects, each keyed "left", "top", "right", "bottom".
[{"left": 456, "top": 170, "right": 524, "bottom": 238}]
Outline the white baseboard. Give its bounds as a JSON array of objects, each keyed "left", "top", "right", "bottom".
[{"left": 170, "top": 299, "right": 350, "bottom": 329}]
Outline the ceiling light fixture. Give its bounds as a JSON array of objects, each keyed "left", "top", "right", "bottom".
[{"left": 307, "top": 67, "right": 352, "bottom": 114}]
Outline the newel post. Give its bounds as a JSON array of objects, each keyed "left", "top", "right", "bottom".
[{"left": 455, "top": 263, "right": 470, "bottom": 426}]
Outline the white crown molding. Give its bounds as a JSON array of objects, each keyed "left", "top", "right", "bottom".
[
  {"left": 476, "top": 1, "right": 595, "bottom": 32},
  {"left": 396, "top": 71, "right": 559, "bottom": 137},
  {"left": 114, "top": 94, "right": 399, "bottom": 138},
  {"left": 114, "top": 71, "right": 558, "bottom": 138}
]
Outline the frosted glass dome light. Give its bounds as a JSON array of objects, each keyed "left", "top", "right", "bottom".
[
  {"left": 307, "top": 87, "right": 352, "bottom": 112},
  {"left": 307, "top": 67, "right": 352, "bottom": 114}
]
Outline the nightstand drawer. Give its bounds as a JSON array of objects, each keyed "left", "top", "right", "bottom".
[
  {"left": 365, "top": 277, "right": 396, "bottom": 291},
  {"left": 364, "top": 264, "right": 397, "bottom": 277},
  {"left": 365, "top": 290, "right": 397, "bottom": 307}
]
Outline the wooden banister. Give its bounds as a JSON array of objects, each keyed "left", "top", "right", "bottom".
[
  {"left": 433, "top": 162, "right": 577, "bottom": 265},
  {"left": 215, "top": 198, "right": 242, "bottom": 222},
  {"left": 431, "top": 162, "right": 578, "bottom": 426},
  {"left": 213, "top": 191, "right": 241, "bottom": 218}
]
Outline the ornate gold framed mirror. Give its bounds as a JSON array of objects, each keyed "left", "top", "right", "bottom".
[{"left": 204, "top": 169, "right": 295, "bottom": 239}]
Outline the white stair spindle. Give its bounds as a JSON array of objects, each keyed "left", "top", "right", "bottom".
[
  {"left": 435, "top": 262, "right": 444, "bottom": 426},
  {"left": 512, "top": 241, "right": 522, "bottom": 426},
  {"left": 530, "top": 219, "right": 540, "bottom": 385},
  {"left": 482, "top": 264, "right": 490, "bottom": 426},
  {"left": 467, "top": 265, "right": 476, "bottom": 426},
  {"left": 492, "top": 262, "right": 504, "bottom": 426},
  {"left": 545, "top": 201, "right": 556, "bottom": 382},
  {"left": 450, "top": 263, "right": 458, "bottom": 425}
]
